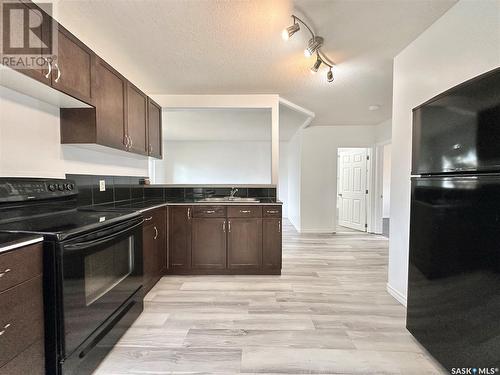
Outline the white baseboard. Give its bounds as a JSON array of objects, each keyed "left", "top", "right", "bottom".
[
  {"left": 386, "top": 283, "right": 407, "bottom": 306},
  {"left": 299, "top": 228, "right": 336, "bottom": 234}
]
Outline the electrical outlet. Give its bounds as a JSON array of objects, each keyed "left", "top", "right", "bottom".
[{"left": 99, "top": 180, "right": 106, "bottom": 192}]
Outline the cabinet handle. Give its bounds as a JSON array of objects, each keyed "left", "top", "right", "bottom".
[
  {"left": 153, "top": 226, "right": 158, "bottom": 240},
  {"left": 228, "top": 220, "right": 231, "bottom": 232},
  {"left": 144, "top": 216, "right": 153, "bottom": 221},
  {"left": 0, "top": 323, "right": 11, "bottom": 336},
  {"left": 54, "top": 62, "right": 61, "bottom": 83},
  {"left": 187, "top": 208, "right": 191, "bottom": 220},
  {"left": 44, "top": 58, "right": 52, "bottom": 78},
  {"left": 205, "top": 210, "right": 215, "bottom": 214},
  {"left": 0, "top": 269, "right": 11, "bottom": 278},
  {"left": 278, "top": 220, "right": 281, "bottom": 233},
  {"left": 222, "top": 220, "right": 226, "bottom": 233},
  {"left": 267, "top": 210, "right": 279, "bottom": 214},
  {"left": 239, "top": 210, "right": 251, "bottom": 214}
]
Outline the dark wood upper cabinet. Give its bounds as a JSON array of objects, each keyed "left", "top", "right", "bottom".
[
  {"left": 168, "top": 206, "right": 192, "bottom": 270},
  {"left": 227, "top": 218, "right": 262, "bottom": 270},
  {"left": 147, "top": 98, "right": 162, "bottom": 159},
  {"left": 126, "top": 83, "right": 148, "bottom": 155},
  {"left": 192, "top": 218, "right": 227, "bottom": 270},
  {"left": 93, "top": 57, "right": 127, "bottom": 150},
  {"left": 52, "top": 26, "right": 93, "bottom": 104},
  {"left": 5, "top": 1, "right": 51, "bottom": 85},
  {"left": 263, "top": 218, "right": 282, "bottom": 270}
]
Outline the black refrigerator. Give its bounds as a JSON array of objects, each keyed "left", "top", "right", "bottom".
[{"left": 407, "top": 67, "right": 500, "bottom": 371}]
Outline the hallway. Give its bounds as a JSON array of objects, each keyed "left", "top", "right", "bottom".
[{"left": 95, "top": 221, "right": 443, "bottom": 374}]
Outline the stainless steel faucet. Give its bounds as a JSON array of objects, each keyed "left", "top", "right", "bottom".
[{"left": 230, "top": 187, "right": 238, "bottom": 199}]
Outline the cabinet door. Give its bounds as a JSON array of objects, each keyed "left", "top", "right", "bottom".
[
  {"left": 142, "top": 221, "right": 157, "bottom": 293},
  {"left": 192, "top": 218, "right": 227, "bottom": 270},
  {"left": 127, "top": 83, "right": 148, "bottom": 155},
  {"left": 168, "top": 206, "right": 192, "bottom": 270},
  {"left": 154, "top": 208, "right": 167, "bottom": 277},
  {"left": 263, "top": 218, "right": 282, "bottom": 270},
  {"left": 52, "top": 26, "right": 93, "bottom": 104},
  {"left": 228, "top": 219, "right": 262, "bottom": 270},
  {"left": 4, "top": 1, "right": 51, "bottom": 85},
  {"left": 94, "top": 58, "right": 127, "bottom": 150},
  {"left": 147, "top": 98, "right": 162, "bottom": 159}
]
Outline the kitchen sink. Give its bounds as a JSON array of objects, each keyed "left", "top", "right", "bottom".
[{"left": 197, "top": 197, "right": 260, "bottom": 203}]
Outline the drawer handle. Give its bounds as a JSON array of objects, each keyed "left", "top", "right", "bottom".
[
  {"left": 153, "top": 226, "right": 158, "bottom": 240},
  {"left": 267, "top": 210, "right": 279, "bottom": 214},
  {"left": 0, "top": 269, "right": 11, "bottom": 278},
  {"left": 144, "top": 216, "right": 153, "bottom": 221},
  {"left": 278, "top": 220, "right": 281, "bottom": 233},
  {"left": 205, "top": 210, "right": 215, "bottom": 214},
  {"left": 0, "top": 323, "right": 11, "bottom": 336},
  {"left": 240, "top": 210, "right": 251, "bottom": 213},
  {"left": 187, "top": 208, "right": 191, "bottom": 220}
]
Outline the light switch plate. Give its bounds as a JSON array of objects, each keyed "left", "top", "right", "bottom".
[{"left": 99, "top": 180, "right": 106, "bottom": 192}]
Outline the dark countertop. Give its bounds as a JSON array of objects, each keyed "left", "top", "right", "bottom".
[
  {"left": 88, "top": 198, "right": 283, "bottom": 213},
  {"left": 0, "top": 233, "right": 44, "bottom": 254}
]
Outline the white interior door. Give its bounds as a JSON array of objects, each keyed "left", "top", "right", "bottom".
[{"left": 338, "top": 148, "right": 368, "bottom": 231}]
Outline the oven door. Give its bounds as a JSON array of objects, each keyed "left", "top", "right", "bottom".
[{"left": 60, "top": 216, "right": 143, "bottom": 357}]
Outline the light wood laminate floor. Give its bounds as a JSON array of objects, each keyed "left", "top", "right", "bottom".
[{"left": 94, "top": 221, "right": 444, "bottom": 375}]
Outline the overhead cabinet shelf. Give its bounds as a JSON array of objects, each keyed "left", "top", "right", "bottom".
[{"left": 1, "top": 0, "right": 163, "bottom": 159}]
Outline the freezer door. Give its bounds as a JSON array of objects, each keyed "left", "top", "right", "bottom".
[{"left": 407, "top": 175, "right": 500, "bottom": 371}]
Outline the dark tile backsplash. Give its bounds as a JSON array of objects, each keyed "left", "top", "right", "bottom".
[{"left": 67, "top": 173, "right": 277, "bottom": 206}]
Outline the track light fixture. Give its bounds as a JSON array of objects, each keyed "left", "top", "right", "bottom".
[
  {"left": 327, "top": 68, "right": 334, "bottom": 82},
  {"left": 282, "top": 14, "right": 335, "bottom": 83},
  {"left": 282, "top": 19, "right": 300, "bottom": 41},
  {"left": 310, "top": 55, "right": 322, "bottom": 73}
]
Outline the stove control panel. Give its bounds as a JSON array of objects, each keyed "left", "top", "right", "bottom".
[{"left": 0, "top": 178, "right": 78, "bottom": 202}]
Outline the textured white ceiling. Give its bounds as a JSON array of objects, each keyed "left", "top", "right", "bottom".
[
  {"left": 51, "top": 0, "right": 456, "bottom": 126},
  {"left": 164, "top": 104, "right": 308, "bottom": 141}
]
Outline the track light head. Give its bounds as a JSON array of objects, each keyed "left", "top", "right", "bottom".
[
  {"left": 304, "top": 37, "right": 323, "bottom": 57},
  {"left": 327, "top": 68, "right": 334, "bottom": 82},
  {"left": 310, "top": 56, "right": 322, "bottom": 73},
  {"left": 282, "top": 22, "right": 300, "bottom": 41}
]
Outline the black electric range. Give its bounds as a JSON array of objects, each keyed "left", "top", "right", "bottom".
[{"left": 0, "top": 178, "right": 144, "bottom": 375}]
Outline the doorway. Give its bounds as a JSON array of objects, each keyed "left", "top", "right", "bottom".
[
  {"left": 381, "top": 143, "right": 391, "bottom": 237},
  {"left": 337, "top": 148, "right": 370, "bottom": 232}
]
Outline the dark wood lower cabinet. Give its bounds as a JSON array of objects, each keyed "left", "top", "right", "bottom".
[
  {"left": 168, "top": 206, "right": 192, "bottom": 271},
  {"left": 228, "top": 218, "right": 262, "bottom": 270},
  {"left": 192, "top": 218, "right": 226, "bottom": 270},
  {"left": 0, "top": 243, "right": 45, "bottom": 375},
  {"left": 142, "top": 207, "right": 166, "bottom": 294},
  {"left": 263, "top": 218, "right": 282, "bottom": 270},
  {"left": 167, "top": 205, "right": 282, "bottom": 275}
]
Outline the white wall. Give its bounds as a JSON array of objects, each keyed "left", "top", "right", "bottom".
[
  {"left": 279, "top": 141, "right": 289, "bottom": 217},
  {"left": 389, "top": 0, "right": 500, "bottom": 304},
  {"left": 0, "top": 86, "right": 149, "bottom": 178},
  {"left": 287, "top": 131, "right": 302, "bottom": 230},
  {"left": 300, "top": 126, "right": 378, "bottom": 233},
  {"left": 375, "top": 118, "right": 392, "bottom": 143},
  {"left": 382, "top": 144, "right": 391, "bottom": 218},
  {"left": 155, "top": 140, "right": 272, "bottom": 184}
]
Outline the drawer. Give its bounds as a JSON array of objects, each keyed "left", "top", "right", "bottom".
[
  {"left": 0, "top": 276, "right": 44, "bottom": 368},
  {"left": 192, "top": 206, "right": 226, "bottom": 218},
  {"left": 263, "top": 206, "right": 282, "bottom": 218},
  {"left": 0, "top": 243, "right": 42, "bottom": 293},
  {"left": 0, "top": 339, "right": 44, "bottom": 375},
  {"left": 142, "top": 206, "right": 166, "bottom": 224},
  {"left": 227, "top": 206, "right": 262, "bottom": 218}
]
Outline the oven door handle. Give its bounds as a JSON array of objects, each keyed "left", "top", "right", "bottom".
[{"left": 64, "top": 219, "right": 144, "bottom": 251}]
